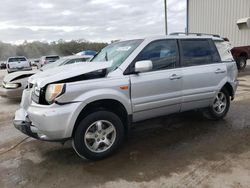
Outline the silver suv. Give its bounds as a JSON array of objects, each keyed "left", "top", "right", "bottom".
[{"left": 14, "top": 35, "right": 238, "bottom": 160}]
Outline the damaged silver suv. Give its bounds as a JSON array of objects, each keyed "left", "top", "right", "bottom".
[{"left": 14, "top": 34, "right": 238, "bottom": 160}]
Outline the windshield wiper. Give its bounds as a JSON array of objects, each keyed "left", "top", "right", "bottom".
[{"left": 105, "top": 52, "right": 108, "bottom": 61}]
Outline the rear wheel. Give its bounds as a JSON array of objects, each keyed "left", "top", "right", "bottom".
[
  {"left": 203, "top": 88, "right": 230, "bottom": 120},
  {"left": 237, "top": 56, "right": 247, "bottom": 70},
  {"left": 73, "top": 111, "right": 125, "bottom": 160}
]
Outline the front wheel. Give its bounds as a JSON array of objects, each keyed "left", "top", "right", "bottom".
[
  {"left": 73, "top": 111, "right": 125, "bottom": 160},
  {"left": 203, "top": 88, "right": 230, "bottom": 120}
]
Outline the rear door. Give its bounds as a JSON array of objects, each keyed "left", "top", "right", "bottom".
[
  {"left": 129, "top": 39, "right": 183, "bottom": 122},
  {"left": 179, "top": 39, "right": 227, "bottom": 111}
]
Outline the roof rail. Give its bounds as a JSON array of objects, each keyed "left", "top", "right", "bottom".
[{"left": 170, "top": 32, "right": 221, "bottom": 38}]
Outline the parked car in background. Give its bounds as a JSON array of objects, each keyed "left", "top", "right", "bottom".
[
  {"left": 219, "top": 38, "right": 250, "bottom": 70},
  {"left": 0, "top": 70, "right": 37, "bottom": 99},
  {"left": 0, "top": 61, "right": 6, "bottom": 69},
  {"left": 0, "top": 55, "right": 90, "bottom": 99},
  {"left": 231, "top": 46, "right": 250, "bottom": 70},
  {"left": 31, "top": 59, "right": 40, "bottom": 68},
  {"left": 14, "top": 35, "right": 238, "bottom": 160},
  {"left": 6, "top": 56, "right": 32, "bottom": 73},
  {"left": 75, "top": 50, "right": 97, "bottom": 56},
  {"left": 40, "top": 55, "right": 92, "bottom": 71},
  {"left": 39, "top": 55, "right": 60, "bottom": 68}
]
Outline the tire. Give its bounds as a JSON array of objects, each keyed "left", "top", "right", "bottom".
[
  {"left": 203, "top": 88, "right": 230, "bottom": 120},
  {"left": 73, "top": 111, "right": 125, "bottom": 160},
  {"left": 237, "top": 56, "right": 247, "bottom": 70}
]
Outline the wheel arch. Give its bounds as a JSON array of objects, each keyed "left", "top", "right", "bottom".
[
  {"left": 239, "top": 52, "right": 248, "bottom": 59},
  {"left": 72, "top": 99, "right": 130, "bottom": 137},
  {"left": 222, "top": 82, "right": 234, "bottom": 99}
]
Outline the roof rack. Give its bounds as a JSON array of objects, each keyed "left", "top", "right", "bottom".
[{"left": 170, "top": 32, "right": 221, "bottom": 38}]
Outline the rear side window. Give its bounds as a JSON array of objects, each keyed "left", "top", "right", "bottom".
[
  {"left": 179, "top": 39, "right": 220, "bottom": 67},
  {"left": 136, "top": 40, "right": 178, "bottom": 71},
  {"left": 8, "top": 57, "right": 27, "bottom": 62}
]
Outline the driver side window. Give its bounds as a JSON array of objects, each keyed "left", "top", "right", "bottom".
[{"left": 136, "top": 40, "right": 178, "bottom": 71}]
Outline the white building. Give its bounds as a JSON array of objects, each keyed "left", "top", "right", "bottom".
[{"left": 187, "top": 0, "right": 250, "bottom": 47}]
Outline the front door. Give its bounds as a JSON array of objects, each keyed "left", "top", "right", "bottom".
[{"left": 129, "top": 39, "right": 183, "bottom": 122}]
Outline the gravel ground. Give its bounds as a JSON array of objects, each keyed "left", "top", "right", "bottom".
[{"left": 1, "top": 62, "right": 250, "bottom": 188}]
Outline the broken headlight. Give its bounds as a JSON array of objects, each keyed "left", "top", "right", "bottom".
[{"left": 45, "top": 83, "right": 65, "bottom": 104}]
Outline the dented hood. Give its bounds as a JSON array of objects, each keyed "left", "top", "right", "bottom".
[
  {"left": 29, "top": 61, "right": 112, "bottom": 88},
  {"left": 3, "top": 70, "right": 38, "bottom": 83}
]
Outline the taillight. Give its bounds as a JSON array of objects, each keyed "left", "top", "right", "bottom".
[
  {"left": 44, "top": 60, "right": 48, "bottom": 64},
  {"left": 7, "top": 64, "right": 10, "bottom": 69}
]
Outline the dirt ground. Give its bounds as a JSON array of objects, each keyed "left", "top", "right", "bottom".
[{"left": 1, "top": 62, "right": 250, "bottom": 188}]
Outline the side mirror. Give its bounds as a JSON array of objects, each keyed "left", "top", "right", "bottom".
[{"left": 134, "top": 60, "right": 153, "bottom": 73}]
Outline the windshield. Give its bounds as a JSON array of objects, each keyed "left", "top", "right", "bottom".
[{"left": 91, "top": 39, "right": 143, "bottom": 70}]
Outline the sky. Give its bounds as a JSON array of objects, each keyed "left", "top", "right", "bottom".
[{"left": 0, "top": 0, "right": 186, "bottom": 44}]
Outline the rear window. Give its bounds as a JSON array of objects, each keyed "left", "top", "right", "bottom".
[
  {"left": 8, "top": 57, "right": 27, "bottom": 62},
  {"left": 46, "top": 56, "right": 59, "bottom": 61},
  {"left": 179, "top": 39, "right": 220, "bottom": 66}
]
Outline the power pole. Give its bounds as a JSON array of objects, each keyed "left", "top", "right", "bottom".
[
  {"left": 186, "top": 0, "right": 189, "bottom": 34},
  {"left": 164, "top": 0, "right": 168, "bottom": 35}
]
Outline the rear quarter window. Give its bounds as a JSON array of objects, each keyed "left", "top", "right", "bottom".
[{"left": 215, "top": 41, "right": 234, "bottom": 62}]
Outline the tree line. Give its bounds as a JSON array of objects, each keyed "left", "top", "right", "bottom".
[{"left": 0, "top": 39, "right": 108, "bottom": 61}]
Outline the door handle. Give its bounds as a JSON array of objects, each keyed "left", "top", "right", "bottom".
[
  {"left": 170, "top": 74, "right": 182, "bottom": 80},
  {"left": 215, "top": 68, "right": 226, "bottom": 74}
]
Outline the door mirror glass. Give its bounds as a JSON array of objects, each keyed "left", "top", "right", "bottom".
[{"left": 135, "top": 60, "right": 153, "bottom": 73}]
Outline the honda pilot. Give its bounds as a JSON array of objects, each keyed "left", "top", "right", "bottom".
[{"left": 14, "top": 35, "right": 238, "bottom": 160}]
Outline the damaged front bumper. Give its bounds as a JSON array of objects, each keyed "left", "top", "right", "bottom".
[
  {"left": 13, "top": 108, "right": 45, "bottom": 140},
  {"left": 13, "top": 108, "right": 69, "bottom": 141},
  {"left": 13, "top": 89, "right": 80, "bottom": 142},
  {"left": 13, "top": 119, "right": 39, "bottom": 139}
]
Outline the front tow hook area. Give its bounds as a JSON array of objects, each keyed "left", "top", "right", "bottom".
[{"left": 13, "top": 120, "right": 40, "bottom": 139}]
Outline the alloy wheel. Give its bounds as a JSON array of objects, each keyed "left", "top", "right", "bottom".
[
  {"left": 84, "top": 120, "right": 116, "bottom": 153},
  {"left": 213, "top": 92, "right": 227, "bottom": 114}
]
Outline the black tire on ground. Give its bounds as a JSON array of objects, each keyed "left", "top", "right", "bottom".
[
  {"left": 203, "top": 88, "right": 230, "bottom": 120},
  {"left": 237, "top": 56, "right": 247, "bottom": 70},
  {"left": 73, "top": 111, "right": 125, "bottom": 160}
]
